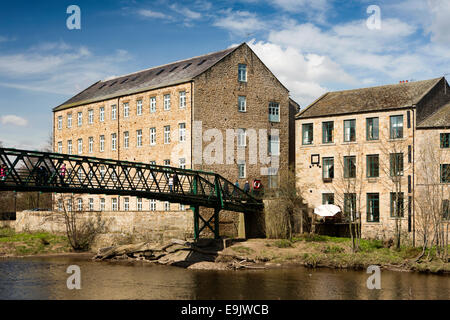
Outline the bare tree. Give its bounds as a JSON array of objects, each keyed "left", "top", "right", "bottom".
[{"left": 330, "top": 145, "right": 364, "bottom": 252}]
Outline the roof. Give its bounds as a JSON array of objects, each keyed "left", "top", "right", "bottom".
[
  {"left": 417, "top": 102, "right": 450, "bottom": 128},
  {"left": 54, "top": 45, "right": 242, "bottom": 111},
  {"left": 296, "top": 77, "right": 443, "bottom": 119}
]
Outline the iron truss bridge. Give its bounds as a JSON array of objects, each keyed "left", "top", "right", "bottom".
[{"left": 0, "top": 148, "right": 263, "bottom": 239}]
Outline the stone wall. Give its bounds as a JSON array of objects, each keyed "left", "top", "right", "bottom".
[{"left": 11, "top": 210, "right": 194, "bottom": 249}]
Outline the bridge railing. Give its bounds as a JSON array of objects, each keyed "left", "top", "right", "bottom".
[{"left": 0, "top": 148, "right": 262, "bottom": 213}]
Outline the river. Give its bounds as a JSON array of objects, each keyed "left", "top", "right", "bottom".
[{"left": 0, "top": 255, "right": 448, "bottom": 300}]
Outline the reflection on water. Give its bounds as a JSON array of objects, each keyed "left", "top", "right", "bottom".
[{"left": 0, "top": 256, "right": 448, "bottom": 300}]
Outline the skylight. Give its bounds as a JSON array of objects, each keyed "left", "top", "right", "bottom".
[{"left": 197, "top": 59, "right": 207, "bottom": 66}]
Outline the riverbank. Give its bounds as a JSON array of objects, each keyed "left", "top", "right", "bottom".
[{"left": 0, "top": 227, "right": 70, "bottom": 257}]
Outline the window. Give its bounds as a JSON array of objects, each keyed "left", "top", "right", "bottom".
[
  {"left": 77, "top": 112, "right": 82, "bottom": 127},
  {"left": 164, "top": 126, "right": 170, "bottom": 144},
  {"left": 323, "top": 157, "right": 334, "bottom": 180},
  {"left": 344, "top": 156, "right": 356, "bottom": 178},
  {"left": 68, "top": 140, "right": 72, "bottom": 154},
  {"left": 164, "top": 202, "right": 170, "bottom": 211},
  {"left": 100, "top": 135, "right": 105, "bottom": 152},
  {"left": 443, "top": 200, "right": 449, "bottom": 220},
  {"left": 111, "top": 133, "right": 117, "bottom": 151},
  {"left": 150, "top": 97, "right": 156, "bottom": 113},
  {"left": 57, "top": 141, "right": 62, "bottom": 153},
  {"left": 344, "top": 193, "right": 357, "bottom": 221},
  {"left": 440, "top": 133, "right": 450, "bottom": 148},
  {"left": 343, "top": 119, "right": 356, "bottom": 142},
  {"left": 179, "top": 158, "right": 186, "bottom": 169},
  {"left": 164, "top": 94, "right": 171, "bottom": 111},
  {"left": 237, "top": 129, "right": 246, "bottom": 147},
  {"left": 77, "top": 139, "right": 83, "bottom": 154},
  {"left": 111, "top": 105, "right": 117, "bottom": 120},
  {"left": 58, "top": 116, "right": 62, "bottom": 130},
  {"left": 77, "top": 168, "right": 84, "bottom": 181},
  {"left": 150, "top": 128, "right": 156, "bottom": 145},
  {"left": 88, "top": 109, "right": 94, "bottom": 124},
  {"left": 180, "top": 204, "right": 186, "bottom": 211},
  {"left": 367, "top": 193, "right": 379, "bottom": 222},
  {"left": 164, "top": 159, "right": 170, "bottom": 166},
  {"left": 123, "top": 103, "right": 129, "bottom": 118},
  {"left": 150, "top": 199, "right": 156, "bottom": 211},
  {"left": 137, "top": 129, "right": 142, "bottom": 147},
  {"left": 268, "top": 134, "right": 280, "bottom": 156},
  {"left": 269, "top": 102, "right": 280, "bottom": 122},
  {"left": 322, "top": 193, "right": 334, "bottom": 205},
  {"left": 77, "top": 199, "right": 83, "bottom": 211},
  {"left": 302, "top": 123, "right": 313, "bottom": 145},
  {"left": 137, "top": 198, "right": 143, "bottom": 211},
  {"left": 100, "top": 166, "right": 106, "bottom": 180},
  {"left": 99, "top": 107, "right": 105, "bottom": 122},
  {"left": 58, "top": 199, "right": 63, "bottom": 212},
  {"left": 124, "top": 198, "right": 129, "bottom": 211},
  {"left": 124, "top": 131, "right": 129, "bottom": 149},
  {"left": 367, "top": 155, "right": 379, "bottom": 178},
  {"left": 322, "top": 121, "right": 334, "bottom": 143},
  {"left": 179, "top": 91, "right": 186, "bottom": 109},
  {"left": 441, "top": 164, "right": 450, "bottom": 183},
  {"left": 366, "top": 117, "right": 379, "bottom": 140},
  {"left": 390, "top": 153, "right": 404, "bottom": 176},
  {"left": 238, "top": 96, "right": 246, "bottom": 112},
  {"left": 137, "top": 100, "right": 143, "bottom": 115},
  {"left": 67, "top": 199, "right": 72, "bottom": 212},
  {"left": 238, "top": 162, "right": 246, "bottom": 178},
  {"left": 390, "top": 115, "right": 403, "bottom": 139},
  {"left": 112, "top": 198, "right": 118, "bottom": 211},
  {"left": 238, "top": 64, "right": 247, "bottom": 82},
  {"left": 67, "top": 114, "right": 72, "bottom": 128},
  {"left": 89, "top": 198, "right": 94, "bottom": 211},
  {"left": 179, "top": 123, "right": 186, "bottom": 142},
  {"left": 100, "top": 198, "right": 105, "bottom": 211},
  {"left": 390, "top": 192, "right": 404, "bottom": 218}
]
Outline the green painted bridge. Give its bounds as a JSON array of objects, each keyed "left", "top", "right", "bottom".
[{"left": 0, "top": 148, "right": 263, "bottom": 239}]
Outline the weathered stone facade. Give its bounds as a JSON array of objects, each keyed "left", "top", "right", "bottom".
[{"left": 52, "top": 43, "right": 293, "bottom": 238}]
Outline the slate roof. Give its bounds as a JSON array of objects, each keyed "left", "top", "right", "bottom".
[
  {"left": 417, "top": 102, "right": 450, "bottom": 128},
  {"left": 54, "top": 45, "right": 241, "bottom": 111},
  {"left": 297, "top": 77, "right": 443, "bottom": 119}
]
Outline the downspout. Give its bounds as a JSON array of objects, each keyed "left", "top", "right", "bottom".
[
  {"left": 190, "top": 81, "right": 194, "bottom": 171},
  {"left": 117, "top": 97, "right": 120, "bottom": 210},
  {"left": 412, "top": 106, "right": 416, "bottom": 247}
]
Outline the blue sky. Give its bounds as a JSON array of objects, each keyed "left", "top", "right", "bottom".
[{"left": 0, "top": 0, "right": 449, "bottom": 150}]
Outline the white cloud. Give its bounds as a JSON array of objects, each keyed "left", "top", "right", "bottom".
[
  {"left": 170, "top": 4, "right": 202, "bottom": 20},
  {"left": 1, "top": 115, "right": 28, "bottom": 127},
  {"left": 137, "top": 9, "right": 170, "bottom": 19},
  {"left": 427, "top": 0, "right": 450, "bottom": 44},
  {"left": 270, "top": 0, "right": 328, "bottom": 12},
  {"left": 0, "top": 43, "right": 131, "bottom": 95},
  {"left": 214, "top": 9, "right": 266, "bottom": 35}
]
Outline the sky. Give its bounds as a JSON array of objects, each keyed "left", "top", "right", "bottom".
[{"left": 0, "top": 0, "right": 449, "bottom": 150}]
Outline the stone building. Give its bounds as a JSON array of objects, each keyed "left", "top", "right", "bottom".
[
  {"left": 295, "top": 77, "right": 450, "bottom": 243},
  {"left": 53, "top": 43, "right": 294, "bottom": 237}
]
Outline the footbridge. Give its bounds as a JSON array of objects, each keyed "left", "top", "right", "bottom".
[{"left": 0, "top": 148, "right": 264, "bottom": 239}]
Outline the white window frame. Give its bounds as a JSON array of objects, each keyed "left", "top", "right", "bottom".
[
  {"left": 137, "top": 198, "right": 143, "bottom": 211},
  {"left": 238, "top": 64, "right": 247, "bottom": 82},
  {"left": 88, "top": 137, "right": 93, "bottom": 153},
  {"left": 77, "top": 198, "right": 83, "bottom": 212},
  {"left": 58, "top": 199, "right": 63, "bottom": 212},
  {"left": 123, "top": 103, "right": 129, "bottom": 118},
  {"left": 237, "top": 128, "right": 246, "bottom": 147},
  {"left": 164, "top": 94, "right": 171, "bottom": 111},
  {"left": 77, "top": 138, "right": 83, "bottom": 154},
  {"left": 137, "top": 129, "right": 142, "bottom": 147},
  {"left": 124, "top": 197, "right": 129, "bottom": 211},
  {"left": 164, "top": 126, "right": 171, "bottom": 144},
  {"left": 67, "top": 114, "right": 72, "bottom": 128},
  {"left": 150, "top": 127, "right": 156, "bottom": 145},
  {"left": 179, "top": 123, "right": 186, "bottom": 142},
  {"left": 57, "top": 141, "right": 62, "bottom": 154},
  {"left": 58, "top": 116, "right": 62, "bottom": 130},
  {"left": 100, "top": 135, "right": 105, "bottom": 152},
  {"left": 124, "top": 131, "right": 129, "bottom": 149},
  {"left": 150, "top": 199, "right": 156, "bottom": 211},
  {"left": 179, "top": 91, "right": 186, "bottom": 109},
  {"left": 77, "top": 112, "right": 82, "bottom": 127},
  {"left": 137, "top": 100, "right": 143, "bottom": 115},
  {"left": 179, "top": 158, "right": 186, "bottom": 169},
  {"left": 68, "top": 140, "right": 73, "bottom": 154},
  {"left": 111, "top": 133, "right": 117, "bottom": 151},
  {"left": 99, "top": 107, "right": 105, "bottom": 122},
  {"left": 112, "top": 198, "right": 118, "bottom": 211},
  {"left": 111, "top": 105, "right": 117, "bottom": 120},
  {"left": 150, "top": 97, "right": 156, "bottom": 113},
  {"left": 238, "top": 162, "right": 246, "bottom": 179},
  {"left": 88, "top": 109, "right": 94, "bottom": 124},
  {"left": 164, "top": 201, "right": 170, "bottom": 211},
  {"left": 100, "top": 198, "right": 105, "bottom": 211},
  {"left": 89, "top": 198, "right": 94, "bottom": 211},
  {"left": 238, "top": 96, "right": 247, "bottom": 112},
  {"left": 268, "top": 134, "right": 280, "bottom": 156}
]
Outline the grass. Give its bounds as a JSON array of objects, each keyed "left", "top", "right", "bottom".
[{"left": 0, "top": 227, "right": 70, "bottom": 256}]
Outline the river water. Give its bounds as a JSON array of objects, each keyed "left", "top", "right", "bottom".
[{"left": 0, "top": 255, "right": 448, "bottom": 300}]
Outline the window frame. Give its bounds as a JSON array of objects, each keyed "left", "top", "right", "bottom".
[
  {"left": 322, "top": 121, "right": 334, "bottom": 144},
  {"left": 390, "top": 153, "right": 404, "bottom": 177},
  {"left": 269, "top": 102, "right": 280, "bottom": 122},
  {"left": 302, "top": 123, "right": 313, "bottom": 145},
  {"left": 343, "top": 119, "right": 356, "bottom": 142},
  {"left": 322, "top": 157, "right": 334, "bottom": 180},
  {"left": 164, "top": 126, "right": 171, "bottom": 144},
  {"left": 441, "top": 164, "right": 450, "bottom": 183},
  {"left": 150, "top": 97, "right": 156, "bottom": 113},
  {"left": 238, "top": 96, "right": 247, "bottom": 112},
  {"left": 238, "top": 162, "right": 246, "bottom": 179},
  {"left": 390, "top": 115, "right": 404, "bottom": 139},
  {"left": 366, "top": 154, "right": 379, "bottom": 178},
  {"left": 366, "top": 117, "right": 379, "bottom": 141},
  {"left": 343, "top": 156, "right": 356, "bottom": 178},
  {"left": 440, "top": 133, "right": 450, "bottom": 149},
  {"left": 136, "top": 100, "right": 143, "bottom": 116},
  {"left": 238, "top": 64, "right": 247, "bottom": 82},
  {"left": 150, "top": 127, "right": 156, "bottom": 145},
  {"left": 179, "top": 123, "right": 186, "bottom": 142},
  {"left": 88, "top": 137, "right": 93, "bottom": 153},
  {"left": 179, "top": 91, "right": 186, "bottom": 109},
  {"left": 77, "top": 112, "right": 82, "bottom": 127},
  {"left": 390, "top": 192, "right": 405, "bottom": 218},
  {"left": 99, "top": 107, "right": 105, "bottom": 122},
  {"left": 123, "top": 102, "right": 129, "bottom": 118},
  {"left": 111, "top": 133, "right": 117, "bottom": 151},
  {"left": 164, "top": 94, "right": 171, "bottom": 111},
  {"left": 237, "top": 128, "right": 247, "bottom": 147},
  {"left": 136, "top": 129, "right": 143, "bottom": 147},
  {"left": 124, "top": 131, "right": 129, "bottom": 149},
  {"left": 99, "top": 135, "right": 105, "bottom": 152},
  {"left": 367, "top": 193, "right": 380, "bottom": 222}
]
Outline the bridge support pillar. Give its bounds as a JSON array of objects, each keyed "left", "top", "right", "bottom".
[
  {"left": 192, "top": 206, "right": 220, "bottom": 240},
  {"left": 193, "top": 206, "right": 200, "bottom": 240},
  {"left": 214, "top": 207, "right": 220, "bottom": 240}
]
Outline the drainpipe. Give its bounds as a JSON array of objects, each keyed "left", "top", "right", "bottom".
[
  {"left": 412, "top": 107, "right": 416, "bottom": 247},
  {"left": 117, "top": 97, "right": 120, "bottom": 210},
  {"left": 190, "top": 81, "right": 194, "bottom": 171}
]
